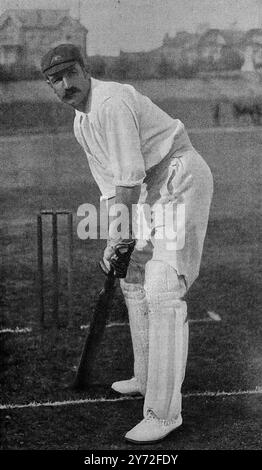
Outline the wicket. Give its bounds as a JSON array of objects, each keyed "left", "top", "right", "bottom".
[{"left": 37, "top": 209, "right": 73, "bottom": 326}]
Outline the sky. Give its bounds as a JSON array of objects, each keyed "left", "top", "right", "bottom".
[{"left": 0, "top": 0, "right": 261, "bottom": 55}]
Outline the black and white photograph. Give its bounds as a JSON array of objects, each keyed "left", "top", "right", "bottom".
[{"left": 0, "top": 0, "right": 261, "bottom": 458}]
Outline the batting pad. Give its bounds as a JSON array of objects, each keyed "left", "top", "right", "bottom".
[
  {"left": 144, "top": 260, "right": 188, "bottom": 422},
  {"left": 120, "top": 281, "right": 149, "bottom": 395}
]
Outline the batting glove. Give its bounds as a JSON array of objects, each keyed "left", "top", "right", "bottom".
[{"left": 100, "top": 240, "right": 136, "bottom": 278}]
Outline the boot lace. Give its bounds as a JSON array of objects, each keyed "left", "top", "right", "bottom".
[{"left": 145, "top": 409, "right": 181, "bottom": 427}]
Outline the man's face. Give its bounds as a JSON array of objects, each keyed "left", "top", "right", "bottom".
[{"left": 47, "top": 62, "right": 90, "bottom": 110}]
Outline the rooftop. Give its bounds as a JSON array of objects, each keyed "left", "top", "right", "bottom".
[{"left": 0, "top": 9, "right": 87, "bottom": 30}]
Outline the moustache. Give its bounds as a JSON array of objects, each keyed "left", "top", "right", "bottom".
[{"left": 64, "top": 88, "right": 80, "bottom": 99}]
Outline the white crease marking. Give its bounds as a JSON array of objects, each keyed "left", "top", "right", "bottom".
[{"left": 1, "top": 387, "right": 261, "bottom": 410}]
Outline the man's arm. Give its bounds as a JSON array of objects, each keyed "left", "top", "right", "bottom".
[
  {"left": 105, "top": 185, "right": 141, "bottom": 241},
  {"left": 99, "top": 96, "right": 145, "bottom": 275},
  {"left": 115, "top": 184, "right": 141, "bottom": 239},
  {"left": 101, "top": 185, "right": 141, "bottom": 277}
]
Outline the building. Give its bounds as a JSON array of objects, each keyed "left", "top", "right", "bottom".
[
  {"left": 240, "top": 29, "right": 262, "bottom": 70},
  {"left": 0, "top": 9, "right": 88, "bottom": 71},
  {"left": 116, "top": 27, "right": 262, "bottom": 78},
  {"left": 197, "top": 28, "right": 243, "bottom": 63},
  {"left": 148, "top": 32, "right": 199, "bottom": 67},
  {"left": 161, "top": 32, "right": 199, "bottom": 66}
]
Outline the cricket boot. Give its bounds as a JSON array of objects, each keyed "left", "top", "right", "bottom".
[
  {"left": 125, "top": 410, "right": 182, "bottom": 444},
  {"left": 111, "top": 377, "right": 141, "bottom": 395}
]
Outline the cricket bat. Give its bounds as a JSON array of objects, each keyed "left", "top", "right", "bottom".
[
  {"left": 72, "top": 269, "right": 116, "bottom": 390},
  {"left": 72, "top": 241, "right": 135, "bottom": 390}
]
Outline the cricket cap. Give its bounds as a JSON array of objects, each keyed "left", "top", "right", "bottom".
[{"left": 41, "top": 43, "right": 84, "bottom": 76}]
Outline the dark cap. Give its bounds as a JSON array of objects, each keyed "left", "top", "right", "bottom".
[{"left": 41, "top": 43, "right": 84, "bottom": 76}]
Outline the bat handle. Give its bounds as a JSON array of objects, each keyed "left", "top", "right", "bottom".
[{"left": 104, "top": 268, "right": 116, "bottom": 289}]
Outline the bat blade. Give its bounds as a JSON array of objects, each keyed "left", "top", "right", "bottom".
[{"left": 72, "top": 272, "right": 116, "bottom": 390}]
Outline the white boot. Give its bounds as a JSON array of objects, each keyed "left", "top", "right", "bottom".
[
  {"left": 111, "top": 377, "right": 142, "bottom": 395},
  {"left": 114, "top": 281, "right": 149, "bottom": 395},
  {"left": 125, "top": 410, "right": 182, "bottom": 444}
]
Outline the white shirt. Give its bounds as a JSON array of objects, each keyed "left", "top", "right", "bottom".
[{"left": 74, "top": 78, "right": 193, "bottom": 200}]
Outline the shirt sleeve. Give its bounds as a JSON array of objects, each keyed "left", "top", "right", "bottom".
[{"left": 100, "top": 97, "right": 146, "bottom": 187}]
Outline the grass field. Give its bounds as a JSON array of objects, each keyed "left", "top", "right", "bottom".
[
  {"left": 1, "top": 76, "right": 262, "bottom": 136},
  {"left": 2, "top": 76, "right": 262, "bottom": 103},
  {"left": 0, "top": 127, "right": 261, "bottom": 451}
]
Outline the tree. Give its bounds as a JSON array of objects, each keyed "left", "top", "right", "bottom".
[
  {"left": 219, "top": 46, "right": 244, "bottom": 71},
  {"left": 110, "top": 54, "right": 131, "bottom": 80},
  {"left": 158, "top": 55, "right": 174, "bottom": 78},
  {"left": 89, "top": 56, "right": 106, "bottom": 78}
]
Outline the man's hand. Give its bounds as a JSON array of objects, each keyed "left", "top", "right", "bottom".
[{"left": 100, "top": 240, "right": 136, "bottom": 278}]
